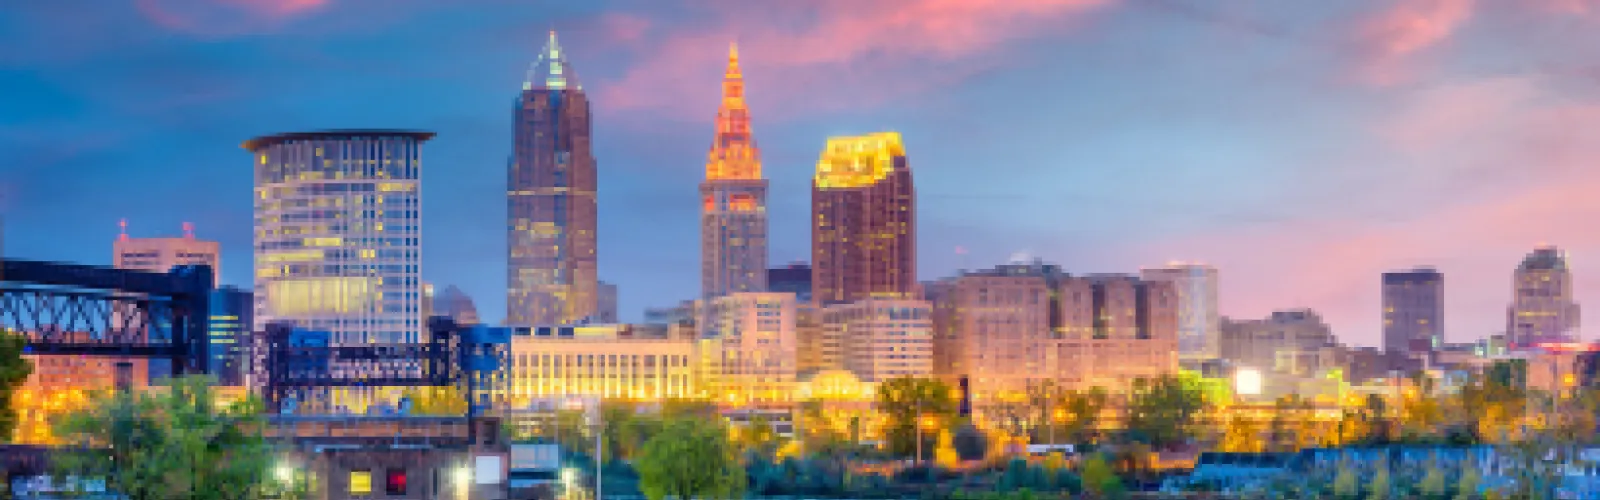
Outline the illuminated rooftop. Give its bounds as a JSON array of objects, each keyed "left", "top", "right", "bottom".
[
  {"left": 814, "top": 132, "right": 905, "bottom": 189},
  {"left": 523, "top": 31, "right": 580, "bottom": 91},
  {"left": 242, "top": 130, "right": 436, "bottom": 151}
]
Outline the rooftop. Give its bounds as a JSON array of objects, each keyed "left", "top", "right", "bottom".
[{"left": 242, "top": 129, "right": 435, "bottom": 151}]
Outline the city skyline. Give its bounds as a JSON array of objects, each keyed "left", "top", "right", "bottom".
[{"left": 4, "top": 1, "right": 1599, "bottom": 346}]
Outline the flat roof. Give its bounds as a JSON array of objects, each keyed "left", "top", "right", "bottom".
[{"left": 242, "top": 129, "right": 436, "bottom": 151}]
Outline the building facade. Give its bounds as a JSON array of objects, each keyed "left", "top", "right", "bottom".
[
  {"left": 597, "top": 281, "right": 619, "bottom": 324},
  {"left": 209, "top": 287, "right": 253, "bottom": 386},
  {"left": 702, "top": 292, "right": 797, "bottom": 407},
  {"left": 821, "top": 298, "right": 932, "bottom": 382},
  {"left": 435, "top": 285, "right": 482, "bottom": 325},
  {"left": 768, "top": 262, "right": 813, "bottom": 304},
  {"left": 246, "top": 130, "right": 429, "bottom": 344},
  {"left": 701, "top": 44, "right": 769, "bottom": 299},
  {"left": 1507, "top": 246, "right": 1581, "bottom": 347},
  {"left": 1220, "top": 309, "right": 1338, "bottom": 376},
  {"left": 504, "top": 325, "right": 697, "bottom": 405},
  {"left": 1140, "top": 263, "right": 1220, "bottom": 362},
  {"left": 1382, "top": 268, "right": 1444, "bottom": 356},
  {"left": 114, "top": 222, "right": 220, "bottom": 285},
  {"left": 812, "top": 132, "right": 915, "bottom": 305},
  {"left": 508, "top": 31, "right": 599, "bottom": 327}
]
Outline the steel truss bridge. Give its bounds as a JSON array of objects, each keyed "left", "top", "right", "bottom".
[{"left": 0, "top": 258, "right": 214, "bottom": 375}]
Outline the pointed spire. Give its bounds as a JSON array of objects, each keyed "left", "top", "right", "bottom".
[
  {"left": 524, "top": 30, "right": 581, "bottom": 91},
  {"left": 727, "top": 42, "right": 741, "bottom": 78}
]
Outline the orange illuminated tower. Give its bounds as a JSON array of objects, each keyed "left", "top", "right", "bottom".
[
  {"left": 812, "top": 132, "right": 915, "bottom": 305},
  {"left": 508, "top": 31, "right": 600, "bottom": 326},
  {"left": 701, "top": 43, "right": 769, "bottom": 299}
]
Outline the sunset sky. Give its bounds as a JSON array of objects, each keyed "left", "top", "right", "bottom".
[{"left": 4, "top": 0, "right": 1600, "bottom": 346}]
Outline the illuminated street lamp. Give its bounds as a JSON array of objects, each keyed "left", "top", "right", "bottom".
[{"left": 1235, "top": 367, "right": 1263, "bottom": 399}]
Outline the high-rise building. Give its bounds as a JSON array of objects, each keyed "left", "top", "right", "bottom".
[
  {"left": 927, "top": 263, "right": 1179, "bottom": 409},
  {"left": 812, "top": 132, "right": 915, "bottom": 305},
  {"left": 1382, "top": 268, "right": 1443, "bottom": 355},
  {"left": 703, "top": 292, "right": 797, "bottom": 406},
  {"left": 245, "top": 129, "right": 429, "bottom": 344},
  {"left": 821, "top": 298, "right": 932, "bottom": 382},
  {"left": 1508, "top": 246, "right": 1581, "bottom": 346},
  {"left": 701, "top": 44, "right": 769, "bottom": 299},
  {"left": 598, "top": 281, "right": 619, "bottom": 324},
  {"left": 114, "top": 222, "right": 220, "bottom": 286},
  {"left": 1140, "top": 263, "right": 1220, "bottom": 361},
  {"left": 508, "top": 31, "right": 599, "bottom": 327},
  {"left": 768, "top": 263, "right": 813, "bottom": 304}
]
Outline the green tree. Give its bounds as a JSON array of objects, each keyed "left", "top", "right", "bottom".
[
  {"left": 635, "top": 418, "right": 745, "bottom": 500},
  {"left": 1080, "top": 454, "right": 1123, "bottom": 499},
  {"left": 1123, "top": 374, "right": 1205, "bottom": 449},
  {"left": 52, "top": 376, "right": 272, "bottom": 500},
  {"left": 876, "top": 377, "right": 956, "bottom": 458},
  {"left": 1369, "top": 464, "right": 1391, "bottom": 500},
  {"left": 0, "top": 330, "right": 32, "bottom": 441},
  {"left": 1456, "top": 461, "right": 1480, "bottom": 500},
  {"left": 1420, "top": 462, "right": 1448, "bottom": 500},
  {"left": 1059, "top": 387, "right": 1108, "bottom": 444},
  {"left": 1333, "top": 460, "right": 1360, "bottom": 500}
]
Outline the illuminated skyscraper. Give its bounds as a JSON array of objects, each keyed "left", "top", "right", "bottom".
[
  {"left": 245, "top": 130, "right": 429, "bottom": 344},
  {"left": 1382, "top": 267, "right": 1443, "bottom": 355},
  {"left": 812, "top": 132, "right": 915, "bottom": 305},
  {"left": 701, "top": 43, "right": 768, "bottom": 299},
  {"left": 1140, "top": 263, "right": 1220, "bottom": 361},
  {"left": 508, "top": 31, "right": 599, "bottom": 326},
  {"left": 1508, "top": 246, "right": 1581, "bottom": 346}
]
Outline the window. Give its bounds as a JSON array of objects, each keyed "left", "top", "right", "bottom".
[
  {"left": 350, "top": 470, "right": 373, "bottom": 495},
  {"left": 386, "top": 469, "right": 407, "bottom": 495}
]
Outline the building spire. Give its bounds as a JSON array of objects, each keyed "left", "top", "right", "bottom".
[
  {"left": 524, "top": 30, "right": 580, "bottom": 91},
  {"left": 707, "top": 41, "right": 759, "bottom": 181}
]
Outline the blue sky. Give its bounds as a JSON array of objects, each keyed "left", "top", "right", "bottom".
[{"left": 6, "top": 0, "right": 1600, "bottom": 346}]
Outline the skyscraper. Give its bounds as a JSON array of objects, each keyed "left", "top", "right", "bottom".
[
  {"left": 1382, "top": 267, "right": 1443, "bottom": 356},
  {"left": 245, "top": 129, "right": 429, "bottom": 344},
  {"left": 1140, "top": 263, "right": 1220, "bottom": 362},
  {"left": 812, "top": 132, "right": 915, "bottom": 305},
  {"left": 1508, "top": 246, "right": 1581, "bottom": 346},
  {"left": 508, "top": 31, "right": 599, "bottom": 326},
  {"left": 701, "top": 43, "right": 769, "bottom": 299}
]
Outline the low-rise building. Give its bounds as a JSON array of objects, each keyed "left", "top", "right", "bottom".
[{"left": 821, "top": 298, "right": 933, "bottom": 382}]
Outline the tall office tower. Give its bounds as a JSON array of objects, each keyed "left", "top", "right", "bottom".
[
  {"left": 245, "top": 130, "right": 430, "bottom": 344},
  {"left": 598, "top": 281, "right": 619, "bottom": 323},
  {"left": 509, "top": 31, "right": 599, "bottom": 326},
  {"left": 703, "top": 292, "right": 797, "bottom": 406},
  {"left": 768, "top": 262, "right": 813, "bottom": 304},
  {"left": 701, "top": 44, "right": 769, "bottom": 299},
  {"left": 1140, "top": 262, "right": 1220, "bottom": 362},
  {"left": 1508, "top": 246, "right": 1582, "bottom": 346},
  {"left": 1382, "top": 268, "right": 1443, "bottom": 356},
  {"left": 812, "top": 132, "right": 915, "bottom": 305},
  {"left": 114, "top": 221, "right": 220, "bottom": 286}
]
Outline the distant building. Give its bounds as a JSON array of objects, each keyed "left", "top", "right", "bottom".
[
  {"left": 929, "top": 263, "right": 1180, "bottom": 409},
  {"left": 812, "top": 132, "right": 915, "bottom": 305},
  {"left": 1141, "top": 263, "right": 1220, "bottom": 362},
  {"left": 436, "top": 285, "right": 482, "bottom": 325},
  {"left": 821, "top": 298, "right": 933, "bottom": 382},
  {"left": 245, "top": 129, "right": 430, "bottom": 344},
  {"left": 768, "top": 262, "right": 813, "bottom": 304},
  {"left": 502, "top": 325, "right": 697, "bottom": 403},
  {"left": 702, "top": 293, "right": 797, "bottom": 407},
  {"left": 508, "top": 31, "right": 600, "bottom": 327},
  {"left": 208, "top": 287, "right": 253, "bottom": 386},
  {"left": 1383, "top": 268, "right": 1444, "bottom": 357},
  {"left": 1507, "top": 246, "right": 1581, "bottom": 347},
  {"left": 1221, "top": 310, "right": 1339, "bottom": 377},
  {"left": 598, "top": 281, "right": 619, "bottom": 324},
  {"left": 701, "top": 44, "right": 769, "bottom": 299},
  {"left": 113, "top": 221, "right": 219, "bottom": 285}
]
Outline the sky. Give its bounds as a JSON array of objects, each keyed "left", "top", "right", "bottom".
[{"left": 5, "top": 0, "right": 1600, "bottom": 347}]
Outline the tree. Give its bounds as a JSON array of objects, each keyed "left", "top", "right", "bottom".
[
  {"left": 1080, "top": 454, "right": 1123, "bottom": 499},
  {"left": 1222, "top": 415, "right": 1263, "bottom": 453},
  {"left": 1369, "top": 463, "right": 1391, "bottom": 500},
  {"left": 1123, "top": 374, "right": 1205, "bottom": 449},
  {"left": 1332, "top": 460, "right": 1360, "bottom": 500},
  {"left": 1419, "top": 462, "right": 1448, "bottom": 500},
  {"left": 0, "top": 330, "right": 32, "bottom": 440},
  {"left": 1058, "top": 387, "right": 1108, "bottom": 445},
  {"left": 52, "top": 376, "right": 272, "bottom": 500},
  {"left": 635, "top": 418, "right": 745, "bottom": 500},
  {"left": 876, "top": 377, "right": 957, "bottom": 458}
]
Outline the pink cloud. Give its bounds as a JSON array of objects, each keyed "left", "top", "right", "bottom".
[
  {"left": 1125, "top": 76, "right": 1600, "bottom": 345},
  {"left": 135, "top": 0, "right": 328, "bottom": 37},
  {"left": 593, "top": 0, "right": 1112, "bottom": 119},
  {"left": 1351, "top": 0, "right": 1474, "bottom": 86}
]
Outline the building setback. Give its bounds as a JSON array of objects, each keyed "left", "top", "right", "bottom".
[
  {"left": 812, "top": 132, "right": 915, "bottom": 305},
  {"left": 701, "top": 43, "right": 769, "bottom": 299},
  {"left": 1507, "top": 246, "right": 1581, "bottom": 347},
  {"left": 508, "top": 31, "right": 599, "bottom": 326},
  {"left": 1382, "top": 268, "right": 1443, "bottom": 356},
  {"left": 245, "top": 129, "right": 429, "bottom": 344}
]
